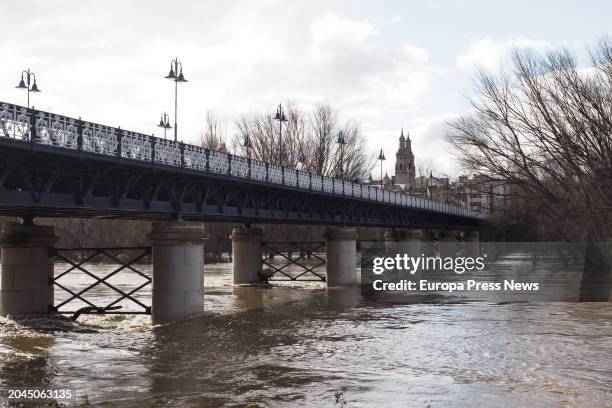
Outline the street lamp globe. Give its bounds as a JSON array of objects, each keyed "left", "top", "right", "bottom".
[
  {"left": 165, "top": 64, "right": 176, "bottom": 79},
  {"left": 16, "top": 69, "right": 41, "bottom": 108},
  {"left": 163, "top": 58, "right": 187, "bottom": 142}
]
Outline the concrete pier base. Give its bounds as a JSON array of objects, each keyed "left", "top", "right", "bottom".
[
  {"left": 325, "top": 227, "right": 358, "bottom": 286},
  {"left": 0, "top": 223, "right": 57, "bottom": 316},
  {"left": 383, "top": 229, "right": 398, "bottom": 257},
  {"left": 439, "top": 230, "right": 459, "bottom": 259},
  {"left": 231, "top": 226, "right": 263, "bottom": 284},
  {"left": 464, "top": 230, "right": 480, "bottom": 258},
  {"left": 149, "top": 221, "right": 206, "bottom": 324}
]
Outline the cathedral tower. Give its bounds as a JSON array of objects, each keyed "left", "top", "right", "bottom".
[{"left": 395, "top": 128, "right": 415, "bottom": 189}]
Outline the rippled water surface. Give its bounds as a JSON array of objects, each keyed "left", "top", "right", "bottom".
[{"left": 1, "top": 263, "right": 611, "bottom": 407}]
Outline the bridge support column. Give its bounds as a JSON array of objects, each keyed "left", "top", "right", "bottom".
[
  {"left": 231, "top": 226, "right": 263, "bottom": 285},
  {"left": 439, "top": 230, "right": 459, "bottom": 260},
  {"left": 383, "top": 229, "right": 398, "bottom": 257},
  {"left": 396, "top": 229, "right": 423, "bottom": 259},
  {"left": 149, "top": 221, "right": 206, "bottom": 324},
  {"left": 0, "top": 223, "right": 57, "bottom": 316},
  {"left": 325, "top": 227, "right": 359, "bottom": 286},
  {"left": 464, "top": 230, "right": 480, "bottom": 258},
  {"left": 421, "top": 229, "right": 435, "bottom": 255}
]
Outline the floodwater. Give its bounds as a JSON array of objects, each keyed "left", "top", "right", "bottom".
[{"left": 1, "top": 262, "right": 612, "bottom": 407}]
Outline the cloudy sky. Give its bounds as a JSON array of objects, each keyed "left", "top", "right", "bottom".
[{"left": 1, "top": 0, "right": 610, "bottom": 177}]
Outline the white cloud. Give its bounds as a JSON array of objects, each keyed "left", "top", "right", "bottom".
[
  {"left": 388, "top": 16, "right": 401, "bottom": 25},
  {"left": 411, "top": 114, "right": 462, "bottom": 177},
  {"left": 311, "top": 14, "right": 377, "bottom": 48},
  {"left": 456, "top": 37, "right": 552, "bottom": 70},
  {"left": 0, "top": 2, "right": 437, "bottom": 148}
]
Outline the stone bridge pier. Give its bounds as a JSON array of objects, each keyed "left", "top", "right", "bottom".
[
  {"left": 438, "top": 230, "right": 460, "bottom": 259},
  {"left": 231, "top": 226, "right": 263, "bottom": 285},
  {"left": 384, "top": 229, "right": 399, "bottom": 257},
  {"left": 463, "top": 230, "right": 481, "bottom": 258},
  {"left": 384, "top": 229, "right": 423, "bottom": 258},
  {"left": 149, "top": 221, "right": 206, "bottom": 324},
  {"left": 0, "top": 222, "right": 57, "bottom": 316},
  {"left": 325, "top": 227, "right": 359, "bottom": 286}
]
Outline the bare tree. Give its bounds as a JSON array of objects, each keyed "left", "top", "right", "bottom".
[
  {"left": 447, "top": 38, "right": 612, "bottom": 240},
  {"left": 234, "top": 112, "right": 277, "bottom": 163},
  {"left": 233, "top": 102, "right": 374, "bottom": 180},
  {"left": 200, "top": 110, "right": 227, "bottom": 151},
  {"left": 416, "top": 158, "right": 435, "bottom": 179},
  {"left": 307, "top": 104, "right": 338, "bottom": 175}
]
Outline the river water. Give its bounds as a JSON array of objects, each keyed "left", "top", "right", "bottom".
[{"left": 0, "top": 262, "right": 611, "bottom": 407}]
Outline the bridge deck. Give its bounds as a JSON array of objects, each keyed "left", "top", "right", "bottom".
[{"left": 0, "top": 102, "right": 484, "bottom": 229}]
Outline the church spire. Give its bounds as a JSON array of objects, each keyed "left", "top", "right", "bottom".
[
  {"left": 399, "top": 128, "right": 406, "bottom": 150},
  {"left": 395, "top": 126, "right": 416, "bottom": 189}
]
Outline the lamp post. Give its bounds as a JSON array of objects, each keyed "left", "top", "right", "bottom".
[
  {"left": 273, "top": 103, "right": 287, "bottom": 164},
  {"left": 243, "top": 134, "right": 253, "bottom": 178},
  {"left": 164, "top": 58, "right": 187, "bottom": 142},
  {"left": 157, "top": 112, "right": 172, "bottom": 139},
  {"left": 16, "top": 69, "right": 41, "bottom": 109},
  {"left": 378, "top": 148, "right": 386, "bottom": 189},
  {"left": 336, "top": 130, "right": 347, "bottom": 179},
  {"left": 242, "top": 134, "right": 252, "bottom": 159}
]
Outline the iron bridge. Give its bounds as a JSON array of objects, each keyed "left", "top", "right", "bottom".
[{"left": 0, "top": 102, "right": 485, "bottom": 229}]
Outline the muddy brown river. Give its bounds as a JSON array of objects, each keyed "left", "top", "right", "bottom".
[{"left": 0, "top": 263, "right": 611, "bottom": 407}]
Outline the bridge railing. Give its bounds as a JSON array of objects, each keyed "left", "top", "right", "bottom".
[{"left": 0, "top": 101, "right": 485, "bottom": 219}]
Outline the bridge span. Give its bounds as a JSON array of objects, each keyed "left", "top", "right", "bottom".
[
  {"left": 0, "top": 102, "right": 485, "bottom": 323},
  {"left": 0, "top": 102, "right": 483, "bottom": 228}
]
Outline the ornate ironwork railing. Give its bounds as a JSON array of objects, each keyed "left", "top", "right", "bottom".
[{"left": 0, "top": 101, "right": 485, "bottom": 219}]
